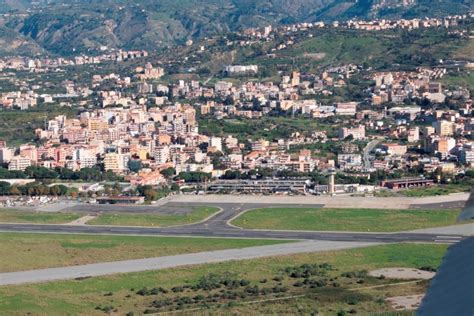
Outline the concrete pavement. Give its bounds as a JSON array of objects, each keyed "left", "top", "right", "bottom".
[
  {"left": 167, "top": 193, "right": 469, "bottom": 209},
  {"left": 406, "top": 223, "right": 474, "bottom": 236},
  {"left": 0, "top": 240, "right": 378, "bottom": 286},
  {"left": 67, "top": 215, "right": 97, "bottom": 225}
]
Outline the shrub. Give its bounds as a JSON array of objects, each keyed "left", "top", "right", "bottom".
[
  {"left": 272, "top": 286, "right": 288, "bottom": 293},
  {"left": 194, "top": 294, "right": 205, "bottom": 301},
  {"left": 240, "top": 279, "right": 250, "bottom": 286},
  {"left": 284, "top": 263, "right": 333, "bottom": 279},
  {"left": 150, "top": 288, "right": 160, "bottom": 295},
  {"left": 136, "top": 287, "right": 149, "bottom": 296},
  {"left": 419, "top": 266, "right": 437, "bottom": 272},
  {"left": 341, "top": 270, "right": 368, "bottom": 279},
  {"left": 245, "top": 285, "right": 260, "bottom": 295},
  {"left": 171, "top": 286, "right": 184, "bottom": 293}
]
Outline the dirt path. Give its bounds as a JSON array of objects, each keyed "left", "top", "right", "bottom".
[{"left": 67, "top": 215, "right": 97, "bottom": 225}]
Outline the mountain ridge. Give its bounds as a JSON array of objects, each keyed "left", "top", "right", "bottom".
[{"left": 0, "top": 0, "right": 472, "bottom": 56}]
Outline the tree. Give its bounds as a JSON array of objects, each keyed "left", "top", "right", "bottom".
[
  {"left": 178, "top": 172, "right": 211, "bottom": 183},
  {"left": 50, "top": 185, "right": 61, "bottom": 196},
  {"left": 160, "top": 167, "right": 176, "bottom": 179},
  {"left": 128, "top": 160, "right": 142, "bottom": 173},
  {"left": 57, "top": 184, "right": 68, "bottom": 195},
  {"left": 25, "top": 166, "right": 58, "bottom": 179},
  {"left": 0, "top": 181, "right": 11, "bottom": 195},
  {"left": 170, "top": 183, "right": 180, "bottom": 191},
  {"left": 113, "top": 182, "right": 121, "bottom": 192},
  {"left": 9, "top": 186, "right": 21, "bottom": 195},
  {"left": 143, "top": 188, "right": 159, "bottom": 201},
  {"left": 223, "top": 170, "right": 241, "bottom": 179},
  {"left": 0, "top": 168, "right": 27, "bottom": 179}
]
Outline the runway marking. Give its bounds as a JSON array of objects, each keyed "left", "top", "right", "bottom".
[{"left": 434, "top": 239, "right": 460, "bottom": 244}]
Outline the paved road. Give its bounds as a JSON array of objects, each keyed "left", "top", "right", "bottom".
[
  {"left": 0, "top": 240, "right": 377, "bottom": 286},
  {"left": 363, "top": 139, "right": 382, "bottom": 169}
]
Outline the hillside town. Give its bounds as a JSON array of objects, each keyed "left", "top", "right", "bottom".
[
  {"left": 239, "top": 14, "right": 473, "bottom": 43},
  {"left": 0, "top": 61, "right": 472, "bottom": 198},
  {"left": 0, "top": 13, "right": 472, "bottom": 201},
  {"left": 1, "top": 1, "right": 474, "bottom": 316}
]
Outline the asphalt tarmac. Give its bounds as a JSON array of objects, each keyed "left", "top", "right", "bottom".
[
  {"left": 0, "top": 202, "right": 466, "bottom": 244},
  {"left": 0, "top": 201, "right": 468, "bottom": 286}
]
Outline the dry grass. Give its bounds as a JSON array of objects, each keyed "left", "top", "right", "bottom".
[{"left": 0, "top": 233, "right": 287, "bottom": 272}]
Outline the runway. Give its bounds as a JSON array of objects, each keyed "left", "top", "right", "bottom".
[
  {"left": 0, "top": 240, "right": 378, "bottom": 286},
  {"left": 0, "top": 202, "right": 466, "bottom": 243},
  {"left": 0, "top": 202, "right": 467, "bottom": 244},
  {"left": 0, "top": 200, "right": 469, "bottom": 286}
]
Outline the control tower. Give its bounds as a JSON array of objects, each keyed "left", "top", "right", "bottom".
[{"left": 328, "top": 169, "right": 336, "bottom": 195}]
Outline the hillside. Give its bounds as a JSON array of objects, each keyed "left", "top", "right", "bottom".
[
  {"left": 0, "top": 26, "right": 44, "bottom": 56},
  {"left": 0, "top": 0, "right": 472, "bottom": 56},
  {"left": 160, "top": 21, "right": 473, "bottom": 81}
]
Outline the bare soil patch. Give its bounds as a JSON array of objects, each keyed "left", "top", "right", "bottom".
[
  {"left": 387, "top": 294, "right": 424, "bottom": 310},
  {"left": 369, "top": 268, "right": 435, "bottom": 279}
]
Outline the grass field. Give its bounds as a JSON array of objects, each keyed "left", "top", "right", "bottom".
[
  {"left": 400, "top": 184, "right": 472, "bottom": 197},
  {"left": 0, "top": 243, "right": 447, "bottom": 315},
  {"left": 440, "top": 71, "right": 474, "bottom": 90},
  {"left": 231, "top": 208, "right": 461, "bottom": 232},
  {"left": 88, "top": 206, "right": 220, "bottom": 227},
  {"left": 266, "top": 28, "right": 467, "bottom": 72},
  {"left": 0, "top": 209, "right": 81, "bottom": 224},
  {"left": 0, "top": 106, "right": 77, "bottom": 146},
  {"left": 198, "top": 116, "right": 336, "bottom": 142},
  {"left": 454, "top": 38, "right": 474, "bottom": 62},
  {"left": 0, "top": 233, "right": 289, "bottom": 273}
]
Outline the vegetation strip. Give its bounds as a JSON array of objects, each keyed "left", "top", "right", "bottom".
[
  {"left": 232, "top": 207, "right": 461, "bottom": 232},
  {"left": 0, "top": 243, "right": 447, "bottom": 315},
  {"left": 0, "top": 232, "right": 288, "bottom": 272}
]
